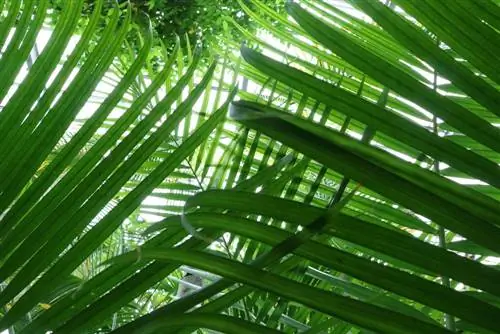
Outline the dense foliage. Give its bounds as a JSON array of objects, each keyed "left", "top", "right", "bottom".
[
  {"left": 0, "top": 0, "right": 499, "bottom": 333},
  {"left": 49, "top": 0, "right": 285, "bottom": 50}
]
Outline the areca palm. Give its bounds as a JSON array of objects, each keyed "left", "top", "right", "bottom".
[{"left": 0, "top": 0, "right": 499, "bottom": 333}]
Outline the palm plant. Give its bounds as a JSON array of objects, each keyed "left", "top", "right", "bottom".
[{"left": 0, "top": 0, "right": 499, "bottom": 333}]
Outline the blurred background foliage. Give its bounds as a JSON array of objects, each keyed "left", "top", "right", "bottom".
[{"left": 48, "top": 0, "right": 285, "bottom": 54}]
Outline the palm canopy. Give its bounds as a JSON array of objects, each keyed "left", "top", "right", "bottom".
[{"left": 0, "top": 0, "right": 499, "bottom": 333}]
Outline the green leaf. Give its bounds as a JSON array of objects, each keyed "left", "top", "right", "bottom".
[{"left": 108, "top": 249, "right": 452, "bottom": 334}]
